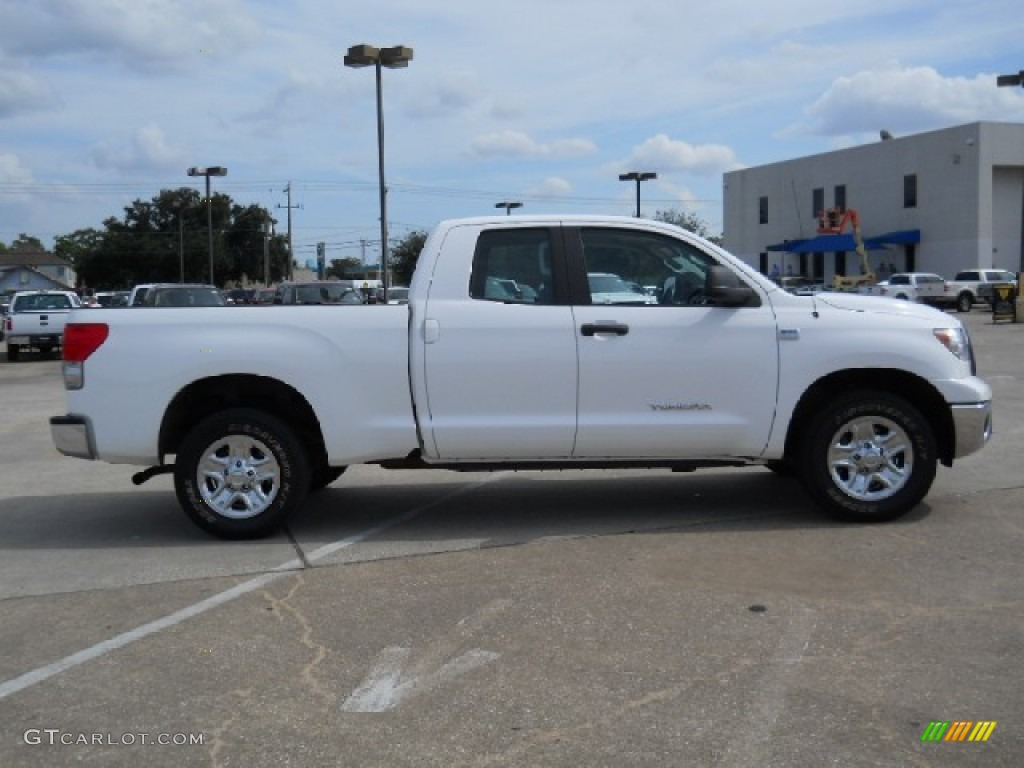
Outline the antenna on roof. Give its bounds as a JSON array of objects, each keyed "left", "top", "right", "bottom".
[{"left": 880, "top": 129, "right": 894, "bottom": 141}]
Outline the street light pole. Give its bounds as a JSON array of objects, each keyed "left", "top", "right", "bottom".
[
  {"left": 178, "top": 214, "right": 184, "bottom": 283},
  {"left": 997, "top": 70, "right": 1024, "bottom": 271},
  {"left": 187, "top": 166, "right": 228, "bottom": 285},
  {"left": 262, "top": 220, "right": 273, "bottom": 287},
  {"left": 618, "top": 172, "right": 657, "bottom": 218},
  {"left": 344, "top": 44, "right": 413, "bottom": 303},
  {"left": 495, "top": 201, "right": 523, "bottom": 216}
]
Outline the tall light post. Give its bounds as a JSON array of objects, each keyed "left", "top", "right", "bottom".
[
  {"left": 262, "top": 220, "right": 274, "bottom": 287},
  {"left": 187, "top": 166, "right": 228, "bottom": 285},
  {"left": 495, "top": 201, "right": 523, "bottom": 216},
  {"left": 997, "top": 70, "right": 1024, "bottom": 271},
  {"left": 344, "top": 44, "right": 413, "bottom": 302},
  {"left": 618, "top": 171, "right": 657, "bottom": 218}
]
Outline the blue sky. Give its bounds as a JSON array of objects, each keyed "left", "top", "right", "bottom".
[{"left": 1, "top": 0, "right": 1023, "bottom": 267}]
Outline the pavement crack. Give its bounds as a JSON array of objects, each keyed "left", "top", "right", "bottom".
[
  {"left": 262, "top": 573, "right": 333, "bottom": 706},
  {"left": 207, "top": 687, "right": 253, "bottom": 768}
]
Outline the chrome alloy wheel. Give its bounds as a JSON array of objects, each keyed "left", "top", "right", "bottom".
[
  {"left": 196, "top": 435, "right": 281, "bottom": 519},
  {"left": 826, "top": 414, "right": 913, "bottom": 502}
]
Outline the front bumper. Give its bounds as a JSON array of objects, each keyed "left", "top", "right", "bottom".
[
  {"left": 50, "top": 415, "right": 97, "bottom": 460},
  {"left": 951, "top": 401, "right": 993, "bottom": 459}
]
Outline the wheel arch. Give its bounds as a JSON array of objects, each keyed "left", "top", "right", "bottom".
[
  {"left": 784, "top": 369, "right": 956, "bottom": 467},
  {"left": 159, "top": 374, "right": 327, "bottom": 468}
]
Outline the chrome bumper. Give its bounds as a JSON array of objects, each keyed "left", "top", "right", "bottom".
[
  {"left": 951, "top": 402, "right": 993, "bottom": 459},
  {"left": 50, "top": 415, "right": 97, "bottom": 460}
]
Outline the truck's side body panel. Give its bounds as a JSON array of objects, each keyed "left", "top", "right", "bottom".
[{"left": 64, "top": 306, "right": 418, "bottom": 465}]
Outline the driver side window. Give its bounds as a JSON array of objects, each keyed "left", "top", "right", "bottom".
[{"left": 579, "top": 228, "right": 716, "bottom": 306}]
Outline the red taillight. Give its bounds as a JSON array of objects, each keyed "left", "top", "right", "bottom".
[{"left": 63, "top": 323, "right": 109, "bottom": 362}]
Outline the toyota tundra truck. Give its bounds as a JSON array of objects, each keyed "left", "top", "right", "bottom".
[{"left": 50, "top": 215, "right": 992, "bottom": 538}]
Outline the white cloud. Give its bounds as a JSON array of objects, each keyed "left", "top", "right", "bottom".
[
  {"left": 0, "top": 154, "right": 35, "bottom": 185},
  {"left": 0, "top": 0, "right": 262, "bottom": 72},
  {"left": 469, "top": 130, "right": 597, "bottom": 160},
  {"left": 0, "top": 69, "right": 56, "bottom": 118},
  {"left": 530, "top": 177, "right": 572, "bottom": 198},
  {"left": 623, "top": 135, "right": 742, "bottom": 177},
  {"left": 90, "top": 123, "right": 183, "bottom": 173},
  {"left": 406, "top": 72, "right": 482, "bottom": 118},
  {"left": 802, "top": 64, "right": 1024, "bottom": 137}
]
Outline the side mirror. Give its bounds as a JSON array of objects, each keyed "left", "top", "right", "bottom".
[{"left": 707, "top": 265, "right": 757, "bottom": 307}]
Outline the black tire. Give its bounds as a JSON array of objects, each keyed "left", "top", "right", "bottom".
[
  {"left": 310, "top": 465, "right": 346, "bottom": 492},
  {"left": 798, "top": 391, "right": 936, "bottom": 523},
  {"left": 956, "top": 293, "right": 972, "bottom": 313},
  {"left": 6, "top": 344, "right": 19, "bottom": 361},
  {"left": 174, "top": 408, "right": 310, "bottom": 539},
  {"left": 38, "top": 345, "right": 54, "bottom": 358}
]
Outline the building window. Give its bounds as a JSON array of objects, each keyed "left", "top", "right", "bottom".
[
  {"left": 812, "top": 252, "right": 824, "bottom": 280},
  {"left": 759, "top": 252, "right": 768, "bottom": 274},
  {"left": 834, "top": 185, "right": 846, "bottom": 212},
  {"left": 812, "top": 188, "right": 824, "bottom": 219},
  {"left": 904, "top": 174, "right": 917, "bottom": 208},
  {"left": 758, "top": 196, "right": 768, "bottom": 224},
  {"left": 905, "top": 244, "right": 916, "bottom": 272}
]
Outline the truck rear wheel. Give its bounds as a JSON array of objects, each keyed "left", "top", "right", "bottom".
[
  {"left": 956, "top": 293, "right": 972, "bottom": 313},
  {"left": 799, "top": 392, "right": 936, "bottom": 523},
  {"left": 6, "top": 344, "right": 19, "bottom": 361},
  {"left": 174, "top": 408, "right": 310, "bottom": 539}
]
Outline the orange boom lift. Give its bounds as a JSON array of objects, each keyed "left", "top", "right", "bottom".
[{"left": 818, "top": 207, "right": 877, "bottom": 292}]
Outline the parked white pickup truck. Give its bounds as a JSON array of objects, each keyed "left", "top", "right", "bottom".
[
  {"left": 858, "top": 272, "right": 956, "bottom": 308},
  {"left": 50, "top": 215, "right": 992, "bottom": 538},
  {"left": 4, "top": 289, "right": 82, "bottom": 361},
  {"left": 947, "top": 268, "right": 1018, "bottom": 312}
]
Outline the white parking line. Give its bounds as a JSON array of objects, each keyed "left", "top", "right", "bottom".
[{"left": 0, "top": 475, "right": 502, "bottom": 702}]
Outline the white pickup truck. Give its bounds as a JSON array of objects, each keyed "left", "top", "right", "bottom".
[
  {"left": 947, "top": 268, "right": 1018, "bottom": 312},
  {"left": 858, "top": 272, "right": 956, "bottom": 308},
  {"left": 4, "top": 289, "right": 82, "bottom": 361},
  {"left": 50, "top": 215, "right": 993, "bottom": 538}
]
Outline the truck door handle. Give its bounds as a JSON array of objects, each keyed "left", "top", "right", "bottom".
[{"left": 580, "top": 322, "right": 629, "bottom": 337}]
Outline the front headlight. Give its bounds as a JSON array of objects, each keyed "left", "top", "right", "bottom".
[{"left": 933, "top": 327, "right": 974, "bottom": 372}]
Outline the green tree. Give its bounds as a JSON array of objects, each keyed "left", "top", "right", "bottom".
[
  {"left": 51, "top": 188, "right": 288, "bottom": 289},
  {"left": 389, "top": 230, "right": 428, "bottom": 286},
  {"left": 653, "top": 209, "right": 723, "bottom": 246},
  {"left": 9, "top": 233, "right": 46, "bottom": 251},
  {"left": 326, "top": 257, "right": 364, "bottom": 279}
]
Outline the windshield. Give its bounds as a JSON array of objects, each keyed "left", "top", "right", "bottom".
[
  {"left": 588, "top": 274, "right": 635, "bottom": 294},
  {"left": 13, "top": 293, "right": 75, "bottom": 311},
  {"left": 294, "top": 284, "right": 362, "bottom": 304}
]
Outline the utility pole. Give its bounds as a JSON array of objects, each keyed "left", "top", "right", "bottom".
[{"left": 277, "top": 182, "right": 302, "bottom": 281}]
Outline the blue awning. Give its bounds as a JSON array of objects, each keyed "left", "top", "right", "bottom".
[{"left": 766, "top": 229, "right": 920, "bottom": 253}]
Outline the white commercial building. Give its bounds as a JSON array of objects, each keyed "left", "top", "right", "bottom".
[{"left": 722, "top": 121, "right": 1024, "bottom": 282}]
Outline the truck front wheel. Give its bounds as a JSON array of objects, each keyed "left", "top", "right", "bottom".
[
  {"left": 174, "top": 408, "right": 310, "bottom": 539},
  {"left": 799, "top": 392, "right": 936, "bottom": 523}
]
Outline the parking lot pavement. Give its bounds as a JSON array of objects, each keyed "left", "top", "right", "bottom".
[{"left": 1, "top": 311, "right": 1023, "bottom": 766}]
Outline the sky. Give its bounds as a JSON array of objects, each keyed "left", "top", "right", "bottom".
[{"left": 1, "top": 0, "right": 1023, "bottom": 268}]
